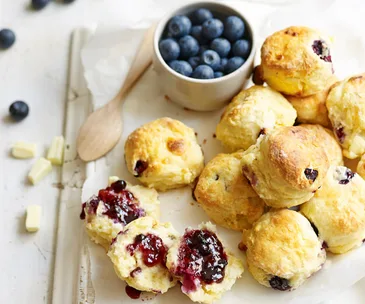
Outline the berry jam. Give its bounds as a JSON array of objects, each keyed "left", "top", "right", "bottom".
[
  {"left": 339, "top": 169, "right": 355, "bottom": 185},
  {"left": 134, "top": 160, "right": 148, "bottom": 177},
  {"left": 175, "top": 229, "right": 228, "bottom": 293},
  {"left": 269, "top": 276, "right": 291, "bottom": 291},
  {"left": 127, "top": 234, "right": 167, "bottom": 267},
  {"left": 79, "top": 180, "right": 145, "bottom": 225},
  {"left": 304, "top": 168, "right": 318, "bottom": 181},
  {"left": 312, "top": 40, "right": 332, "bottom": 63},
  {"left": 335, "top": 126, "right": 346, "bottom": 144},
  {"left": 125, "top": 285, "right": 141, "bottom": 299}
]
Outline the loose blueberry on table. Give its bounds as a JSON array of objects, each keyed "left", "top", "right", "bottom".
[
  {"left": 0, "top": 29, "right": 16, "bottom": 49},
  {"left": 9, "top": 101, "right": 29, "bottom": 121}
]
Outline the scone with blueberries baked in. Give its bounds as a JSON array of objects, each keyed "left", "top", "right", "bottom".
[
  {"left": 166, "top": 222, "right": 244, "bottom": 304},
  {"left": 194, "top": 151, "right": 266, "bottom": 231},
  {"left": 216, "top": 85, "right": 297, "bottom": 152},
  {"left": 80, "top": 178, "right": 160, "bottom": 250},
  {"left": 326, "top": 73, "right": 365, "bottom": 159},
  {"left": 242, "top": 209, "right": 326, "bottom": 291},
  {"left": 301, "top": 165, "right": 365, "bottom": 254},
  {"left": 125, "top": 117, "right": 204, "bottom": 191},
  {"left": 260, "top": 26, "right": 334, "bottom": 97},
  {"left": 241, "top": 125, "right": 330, "bottom": 208}
]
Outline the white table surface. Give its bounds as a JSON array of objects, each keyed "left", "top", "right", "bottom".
[{"left": 1, "top": 0, "right": 364, "bottom": 303}]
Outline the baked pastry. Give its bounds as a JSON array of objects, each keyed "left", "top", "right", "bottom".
[
  {"left": 357, "top": 154, "right": 365, "bottom": 179},
  {"left": 166, "top": 222, "right": 244, "bottom": 304},
  {"left": 216, "top": 85, "right": 297, "bottom": 151},
  {"left": 242, "top": 209, "right": 325, "bottom": 291},
  {"left": 301, "top": 165, "right": 365, "bottom": 254},
  {"left": 300, "top": 124, "right": 343, "bottom": 166},
  {"left": 125, "top": 117, "right": 204, "bottom": 191},
  {"left": 108, "top": 217, "right": 179, "bottom": 293},
  {"left": 326, "top": 73, "right": 365, "bottom": 159},
  {"left": 80, "top": 178, "right": 160, "bottom": 249},
  {"left": 261, "top": 26, "right": 334, "bottom": 97},
  {"left": 241, "top": 126, "right": 330, "bottom": 208},
  {"left": 194, "top": 151, "right": 266, "bottom": 231}
]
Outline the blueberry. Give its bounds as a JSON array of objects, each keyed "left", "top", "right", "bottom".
[
  {"left": 159, "top": 38, "right": 180, "bottom": 62},
  {"left": 217, "top": 58, "right": 228, "bottom": 72},
  {"left": 202, "top": 18, "right": 224, "bottom": 40},
  {"left": 31, "top": 0, "right": 50, "bottom": 10},
  {"left": 167, "top": 15, "right": 192, "bottom": 39},
  {"left": 200, "top": 50, "right": 220, "bottom": 71},
  {"left": 9, "top": 101, "right": 29, "bottom": 121},
  {"left": 188, "top": 56, "right": 200, "bottom": 69},
  {"left": 223, "top": 16, "right": 245, "bottom": 42},
  {"left": 198, "top": 45, "right": 209, "bottom": 55},
  {"left": 0, "top": 29, "right": 16, "bottom": 49},
  {"left": 192, "top": 65, "right": 214, "bottom": 79},
  {"left": 178, "top": 35, "right": 199, "bottom": 59},
  {"left": 225, "top": 56, "right": 245, "bottom": 74},
  {"left": 190, "top": 25, "right": 208, "bottom": 44},
  {"left": 269, "top": 276, "right": 291, "bottom": 291},
  {"left": 232, "top": 39, "right": 251, "bottom": 58},
  {"left": 169, "top": 60, "right": 193, "bottom": 77},
  {"left": 210, "top": 38, "right": 231, "bottom": 58},
  {"left": 191, "top": 8, "right": 213, "bottom": 25},
  {"left": 214, "top": 71, "right": 224, "bottom": 78}
]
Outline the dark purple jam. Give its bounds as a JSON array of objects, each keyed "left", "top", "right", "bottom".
[
  {"left": 304, "top": 168, "right": 318, "bottom": 181},
  {"left": 269, "top": 276, "right": 291, "bottom": 291},
  {"left": 335, "top": 126, "right": 346, "bottom": 144},
  {"left": 134, "top": 160, "right": 148, "bottom": 177},
  {"left": 125, "top": 285, "right": 141, "bottom": 299},
  {"left": 127, "top": 233, "right": 167, "bottom": 267},
  {"left": 175, "top": 229, "right": 228, "bottom": 293},
  {"left": 312, "top": 40, "right": 332, "bottom": 62},
  {"left": 339, "top": 169, "right": 355, "bottom": 185}
]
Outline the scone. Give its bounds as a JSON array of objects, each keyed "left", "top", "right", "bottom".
[
  {"left": 166, "top": 222, "right": 244, "bottom": 304},
  {"left": 80, "top": 179, "right": 160, "bottom": 249},
  {"left": 216, "top": 85, "right": 297, "bottom": 151},
  {"left": 125, "top": 117, "right": 204, "bottom": 191},
  {"left": 108, "top": 217, "right": 179, "bottom": 293},
  {"left": 194, "top": 151, "right": 266, "bottom": 231},
  {"left": 357, "top": 154, "right": 365, "bottom": 179},
  {"left": 242, "top": 209, "right": 326, "bottom": 291},
  {"left": 261, "top": 26, "right": 334, "bottom": 97},
  {"left": 241, "top": 126, "right": 330, "bottom": 208},
  {"left": 301, "top": 166, "right": 365, "bottom": 254},
  {"left": 300, "top": 124, "right": 343, "bottom": 166},
  {"left": 326, "top": 73, "right": 365, "bottom": 159}
]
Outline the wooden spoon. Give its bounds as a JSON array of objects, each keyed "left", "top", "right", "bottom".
[{"left": 77, "top": 25, "right": 155, "bottom": 162}]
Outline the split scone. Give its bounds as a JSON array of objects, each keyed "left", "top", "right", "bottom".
[
  {"left": 260, "top": 26, "right": 334, "bottom": 97},
  {"left": 80, "top": 178, "right": 160, "bottom": 250},
  {"left": 194, "top": 151, "right": 266, "bottom": 231},
  {"left": 216, "top": 85, "right": 297, "bottom": 152},
  {"left": 242, "top": 209, "right": 326, "bottom": 291},
  {"left": 326, "top": 73, "right": 365, "bottom": 159},
  {"left": 301, "top": 166, "right": 365, "bottom": 254},
  {"left": 125, "top": 117, "right": 204, "bottom": 191},
  {"left": 241, "top": 126, "right": 330, "bottom": 208},
  {"left": 166, "top": 222, "right": 244, "bottom": 304},
  {"left": 108, "top": 217, "right": 179, "bottom": 293}
]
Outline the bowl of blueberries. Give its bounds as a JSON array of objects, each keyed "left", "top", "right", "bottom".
[{"left": 153, "top": 1, "right": 255, "bottom": 111}]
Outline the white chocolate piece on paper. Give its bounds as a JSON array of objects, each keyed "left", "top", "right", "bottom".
[
  {"left": 12, "top": 142, "right": 37, "bottom": 159},
  {"left": 26, "top": 205, "right": 42, "bottom": 232},
  {"left": 47, "top": 136, "right": 65, "bottom": 165},
  {"left": 28, "top": 157, "right": 52, "bottom": 185}
]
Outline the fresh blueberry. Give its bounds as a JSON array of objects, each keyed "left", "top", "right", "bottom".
[
  {"left": 167, "top": 15, "right": 192, "bottom": 39},
  {"left": 188, "top": 56, "right": 201, "bottom": 69},
  {"left": 198, "top": 45, "right": 209, "bottom": 55},
  {"left": 192, "top": 65, "right": 214, "bottom": 79},
  {"left": 223, "top": 16, "right": 245, "bottom": 42},
  {"left": 202, "top": 18, "right": 224, "bottom": 40},
  {"left": 31, "top": 0, "right": 50, "bottom": 10},
  {"left": 159, "top": 38, "right": 180, "bottom": 62},
  {"left": 217, "top": 58, "right": 228, "bottom": 72},
  {"left": 0, "top": 29, "right": 16, "bottom": 49},
  {"left": 210, "top": 38, "right": 231, "bottom": 58},
  {"left": 191, "top": 8, "right": 213, "bottom": 25},
  {"left": 9, "top": 101, "right": 29, "bottom": 121},
  {"left": 178, "top": 35, "right": 199, "bottom": 59},
  {"left": 232, "top": 39, "right": 251, "bottom": 58},
  {"left": 225, "top": 56, "right": 245, "bottom": 74},
  {"left": 200, "top": 50, "right": 220, "bottom": 71},
  {"left": 190, "top": 25, "right": 208, "bottom": 44},
  {"left": 214, "top": 71, "right": 224, "bottom": 78},
  {"left": 169, "top": 60, "right": 193, "bottom": 77}
]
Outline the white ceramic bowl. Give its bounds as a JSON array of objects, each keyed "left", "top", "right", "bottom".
[{"left": 153, "top": 1, "right": 256, "bottom": 111}]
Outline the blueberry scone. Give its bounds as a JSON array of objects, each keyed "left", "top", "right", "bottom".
[
  {"left": 326, "top": 73, "right": 365, "bottom": 159},
  {"left": 242, "top": 209, "right": 326, "bottom": 291},
  {"left": 241, "top": 126, "right": 330, "bottom": 208},
  {"left": 216, "top": 85, "right": 297, "bottom": 152},
  {"left": 80, "top": 179, "right": 160, "bottom": 249},
  {"left": 194, "top": 151, "right": 266, "bottom": 231},
  {"left": 301, "top": 166, "right": 365, "bottom": 254},
  {"left": 166, "top": 222, "right": 244, "bottom": 304},
  {"left": 125, "top": 117, "right": 204, "bottom": 191},
  {"left": 260, "top": 26, "right": 334, "bottom": 97},
  {"left": 108, "top": 217, "right": 179, "bottom": 293}
]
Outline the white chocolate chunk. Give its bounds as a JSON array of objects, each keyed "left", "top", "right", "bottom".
[
  {"left": 28, "top": 158, "right": 52, "bottom": 185},
  {"left": 108, "top": 176, "right": 120, "bottom": 185},
  {"left": 12, "top": 142, "right": 37, "bottom": 159},
  {"left": 47, "top": 136, "right": 65, "bottom": 165},
  {"left": 26, "top": 205, "right": 42, "bottom": 232}
]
